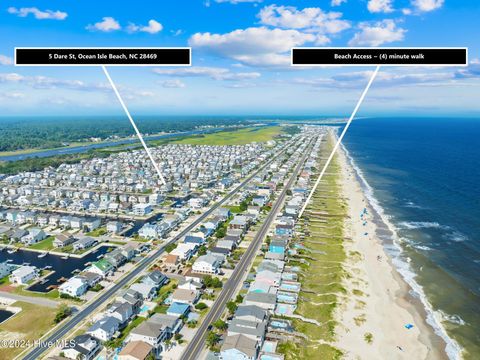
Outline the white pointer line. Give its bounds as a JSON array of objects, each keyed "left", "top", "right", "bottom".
[
  {"left": 299, "top": 65, "right": 380, "bottom": 218},
  {"left": 102, "top": 65, "right": 166, "bottom": 185}
]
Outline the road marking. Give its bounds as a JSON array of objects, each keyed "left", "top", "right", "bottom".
[
  {"left": 102, "top": 65, "right": 166, "bottom": 185},
  {"left": 299, "top": 66, "right": 380, "bottom": 218}
]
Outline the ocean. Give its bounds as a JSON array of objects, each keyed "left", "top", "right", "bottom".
[{"left": 341, "top": 118, "right": 480, "bottom": 359}]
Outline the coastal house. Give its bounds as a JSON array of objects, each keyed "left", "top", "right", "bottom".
[
  {"left": 130, "top": 283, "right": 157, "bottom": 301},
  {"left": 141, "top": 270, "right": 168, "bottom": 290},
  {"left": 21, "top": 228, "right": 46, "bottom": 245},
  {"left": 220, "top": 334, "right": 259, "bottom": 360},
  {"left": 126, "top": 318, "right": 170, "bottom": 355},
  {"left": 192, "top": 254, "right": 223, "bottom": 274},
  {"left": 106, "top": 301, "right": 134, "bottom": 326},
  {"left": 87, "top": 316, "right": 120, "bottom": 342},
  {"left": 73, "top": 236, "right": 97, "bottom": 251},
  {"left": 227, "top": 318, "right": 266, "bottom": 343},
  {"left": 59, "top": 276, "right": 89, "bottom": 298},
  {"left": 234, "top": 305, "right": 268, "bottom": 323},
  {"left": 62, "top": 334, "right": 101, "bottom": 360},
  {"left": 107, "top": 221, "right": 123, "bottom": 234},
  {"left": 244, "top": 292, "right": 276, "bottom": 311},
  {"left": 10, "top": 265, "right": 38, "bottom": 285},
  {"left": 53, "top": 232, "right": 75, "bottom": 248},
  {"left": 118, "top": 340, "right": 154, "bottom": 360},
  {"left": 166, "top": 302, "right": 190, "bottom": 318},
  {"left": 88, "top": 259, "right": 114, "bottom": 278},
  {"left": 170, "top": 243, "right": 197, "bottom": 260},
  {"left": 170, "top": 288, "right": 199, "bottom": 305}
]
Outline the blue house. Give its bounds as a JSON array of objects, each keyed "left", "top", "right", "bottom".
[
  {"left": 269, "top": 239, "right": 287, "bottom": 254},
  {"left": 141, "top": 270, "right": 169, "bottom": 290},
  {"left": 275, "top": 224, "right": 293, "bottom": 236},
  {"left": 167, "top": 302, "right": 190, "bottom": 318},
  {"left": 184, "top": 235, "right": 205, "bottom": 245}
]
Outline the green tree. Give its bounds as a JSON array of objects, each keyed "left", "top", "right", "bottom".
[
  {"left": 213, "top": 319, "right": 228, "bottom": 331},
  {"left": 206, "top": 331, "right": 220, "bottom": 350},
  {"left": 54, "top": 304, "right": 72, "bottom": 324},
  {"left": 226, "top": 301, "right": 237, "bottom": 315}
]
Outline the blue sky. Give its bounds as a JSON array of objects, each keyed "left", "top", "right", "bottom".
[{"left": 0, "top": 0, "right": 479, "bottom": 117}]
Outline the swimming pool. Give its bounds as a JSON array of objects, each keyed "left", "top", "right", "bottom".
[
  {"left": 262, "top": 340, "right": 277, "bottom": 353},
  {"left": 279, "top": 282, "right": 300, "bottom": 292},
  {"left": 277, "top": 292, "right": 297, "bottom": 303}
]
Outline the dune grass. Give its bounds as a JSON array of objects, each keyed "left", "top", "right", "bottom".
[{"left": 278, "top": 133, "right": 345, "bottom": 359}]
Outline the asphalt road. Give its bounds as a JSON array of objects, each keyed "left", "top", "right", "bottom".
[
  {"left": 22, "top": 140, "right": 296, "bottom": 360},
  {"left": 180, "top": 136, "right": 317, "bottom": 360}
]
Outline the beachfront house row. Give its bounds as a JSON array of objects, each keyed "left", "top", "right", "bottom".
[
  {"left": 244, "top": 292, "right": 277, "bottom": 311},
  {"left": 62, "top": 334, "right": 101, "bottom": 360}
]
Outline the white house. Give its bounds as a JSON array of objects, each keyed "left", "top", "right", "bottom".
[
  {"left": 133, "top": 204, "right": 153, "bottom": 216},
  {"left": 59, "top": 276, "right": 89, "bottom": 298},
  {"left": 10, "top": 265, "right": 38, "bottom": 285},
  {"left": 170, "top": 243, "right": 197, "bottom": 260},
  {"left": 0, "top": 261, "right": 12, "bottom": 279},
  {"left": 87, "top": 317, "right": 120, "bottom": 342},
  {"left": 192, "top": 254, "right": 223, "bottom": 274},
  {"left": 21, "top": 228, "right": 46, "bottom": 245}
]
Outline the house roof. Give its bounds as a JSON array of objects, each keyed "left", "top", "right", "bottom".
[
  {"left": 221, "top": 334, "right": 258, "bottom": 357},
  {"left": 172, "top": 288, "right": 198, "bottom": 302},
  {"left": 228, "top": 319, "right": 266, "bottom": 338},
  {"left": 234, "top": 305, "right": 267, "bottom": 322},
  {"left": 167, "top": 302, "right": 190, "bottom": 315},
  {"left": 119, "top": 340, "right": 153, "bottom": 359}
]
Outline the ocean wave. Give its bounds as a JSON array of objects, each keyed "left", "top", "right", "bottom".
[
  {"left": 340, "top": 142, "right": 463, "bottom": 360},
  {"left": 404, "top": 201, "right": 425, "bottom": 209},
  {"left": 439, "top": 311, "right": 467, "bottom": 326},
  {"left": 414, "top": 245, "right": 433, "bottom": 252},
  {"left": 445, "top": 231, "right": 468, "bottom": 243},
  {"left": 398, "top": 221, "right": 450, "bottom": 230}
]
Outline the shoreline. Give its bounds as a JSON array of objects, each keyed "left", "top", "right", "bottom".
[{"left": 334, "top": 137, "right": 452, "bottom": 359}]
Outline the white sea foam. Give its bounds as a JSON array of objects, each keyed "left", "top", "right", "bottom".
[
  {"left": 398, "top": 221, "right": 450, "bottom": 230},
  {"left": 445, "top": 231, "right": 468, "bottom": 243},
  {"left": 414, "top": 245, "right": 433, "bottom": 252},
  {"left": 341, "top": 143, "right": 463, "bottom": 360},
  {"left": 439, "top": 311, "right": 467, "bottom": 326}
]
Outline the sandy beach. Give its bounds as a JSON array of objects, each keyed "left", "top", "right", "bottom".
[{"left": 334, "top": 142, "right": 449, "bottom": 360}]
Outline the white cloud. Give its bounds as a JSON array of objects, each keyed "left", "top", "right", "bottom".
[
  {"left": 0, "top": 72, "right": 111, "bottom": 91},
  {"left": 348, "top": 20, "right": 406, "bottom": 46},
  {"left": 7, "top": 7, "right": 67, "bottom": 20},
  {"left": 293, "top": 70, "right": 459, "bottom": 89},
  {"left": 189, "top": 27, "right": 315, "bottom": 66},
  {"left": 161, "top": 79, "right": 186, "bottom": 88},
  {"left": 153, "top": 66, "right": 261, "bottom": 81},
  {"left": 367, "top": 0, "right": 394, "bottom": 13},
  {"left": 86, "top": 17, "right": 121, "bottom": 32},
  {"left": 0, "top": 55, "right": 13, "bottom": 65},
  {"left": 411, "top": 0, "right": 444, "bottom": 12},
  {"left": 258, "top": 5, "right": 350, "bottom": 34},
  {"left": 127, "top": 19, "right": 163, "bottom": 34},
  {"left": 454, "top": 59, "right": 480, "bottom": 79},
  {"left": 331, "top": 0, "right": 347, "bottom": 6}
]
